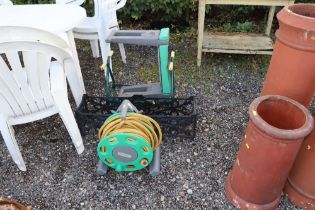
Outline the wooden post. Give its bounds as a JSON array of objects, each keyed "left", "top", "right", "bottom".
[
  {"left": 265, "top": 6, "right": 276, "bottom": 36},
  {"left": 197, "top": 0, "right": 206, "bottom": 67}
]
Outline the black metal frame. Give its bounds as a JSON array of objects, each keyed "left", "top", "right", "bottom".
[{"left": 75, "top": 94, "right": 197, "bottom": 139}]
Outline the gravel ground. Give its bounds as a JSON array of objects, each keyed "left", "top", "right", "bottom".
[{"left": 0, "top": 34, "right": 303, "bottom": 209}]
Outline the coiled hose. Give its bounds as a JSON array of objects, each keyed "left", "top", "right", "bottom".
[{"left": 98, "top": 113, "right": 162, "bottom": 150}]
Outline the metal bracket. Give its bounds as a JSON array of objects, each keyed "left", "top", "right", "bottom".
[
  {"left": 149, "top": 146, "right": 161, "bottom": 176},
  {"left": 96, "top": 159, "right": 109, "bottom": 175},
  {"left": 116, "top": 99, "right": 142, "bottom": 119}
]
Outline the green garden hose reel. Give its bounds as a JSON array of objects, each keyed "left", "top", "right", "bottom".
[{"left": 96, "top": 100, "right": 162, "bottom": 175}]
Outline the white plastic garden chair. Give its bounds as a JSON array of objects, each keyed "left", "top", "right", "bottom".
[
  {"left": 0, "top": 0, "right": 13, "bottom": 5},
  {"left": 56, "top": 0, "right": 127, "bottom": 63},
  {"left": 0, "top": 26, "right": 85, "bottom": 171}
]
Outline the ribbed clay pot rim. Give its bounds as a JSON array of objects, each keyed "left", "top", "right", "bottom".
[
  {"left": 249, "top": 95, "right": 313, "bottom": 140},
  {"left": 278, "top": 4, "right": 315, "bottom": 30}
]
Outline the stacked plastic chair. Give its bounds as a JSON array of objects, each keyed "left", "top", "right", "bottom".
[
  {"left": 56, "top": 0, "right": 127, "bottom": 63},
  {"left": 0, "top": 26, "right": 85, "bottom": 171}
]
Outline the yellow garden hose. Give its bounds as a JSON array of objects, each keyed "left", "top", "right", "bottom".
[{"left": 98, "top": 113, "right": 162, "bottom": 150}]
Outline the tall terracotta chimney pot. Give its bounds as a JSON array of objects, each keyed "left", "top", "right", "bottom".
[
  {"left": 225, "top": 95, "right": 313, "bottom": 210},
  {"left": 284, "top": 117, "right": 315, "bottom": 209},
  {"left": 261, "top": 4, "right": 315, "bottom": 107}
]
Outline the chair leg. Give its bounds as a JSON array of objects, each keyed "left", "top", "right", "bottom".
[
  {"left": 90, "top": 40, "right": 100, "bottom": 58},
  {"left": 113, "top": 25, "right": 127, "bottom": 63},
  {"left": 118, "top": 43, "right": 127, "bottom": 63},
  {"left": 64, "top": 60, "right": 85, "bottom": 107},
  {"left": 52, "top": 91, "right": 84, "bottom": 154},
  {"left": 0, "top": 117, "right": 26, "bottom": 171}
]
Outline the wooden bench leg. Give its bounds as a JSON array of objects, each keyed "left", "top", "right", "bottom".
[
  {"left": 265, "top": 6, "right": 276, "bottom": 36},
  {"left": 197, "top": 0, "right": 206, "bottom": 67}
]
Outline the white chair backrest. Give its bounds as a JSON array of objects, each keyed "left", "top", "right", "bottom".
[
  {"left": 0, "top": 0, "right": 13, "bottom": 6},
  {"left": 94, "top": 0, "right": 126, "bottom": 60},
  {"left": 95, "top": 0, "right": 126, "bottom": 23},
  {"left": 0, "top": 26, "right": 72, "bottom": 118},
  {"left": 55, "top": 0, "right": 85, "bottom": 6}
]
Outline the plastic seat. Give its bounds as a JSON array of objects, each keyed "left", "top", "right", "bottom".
[
  {"left": 56, "top": 0, "right": 85, "bottom": 5},
  {"left": 0, "top": 26, "right": 85, "bottom": 171},
  {"left": 73, "top": 16, "right": 99, "bottom": 34}
]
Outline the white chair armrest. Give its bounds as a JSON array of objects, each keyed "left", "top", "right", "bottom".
[
  {"left": 103, "top": 0, "right": 126, "bottom": 13},
  {"left": 50, "top": 61, "right": 66, "bottom": 94},
  {"left": 113, "top": 0, "right": 126, "bottom": 11}
]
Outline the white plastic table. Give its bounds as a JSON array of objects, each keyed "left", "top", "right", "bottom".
[{"left": 0, "top": 4, "right": 87, "bottom": 94}]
